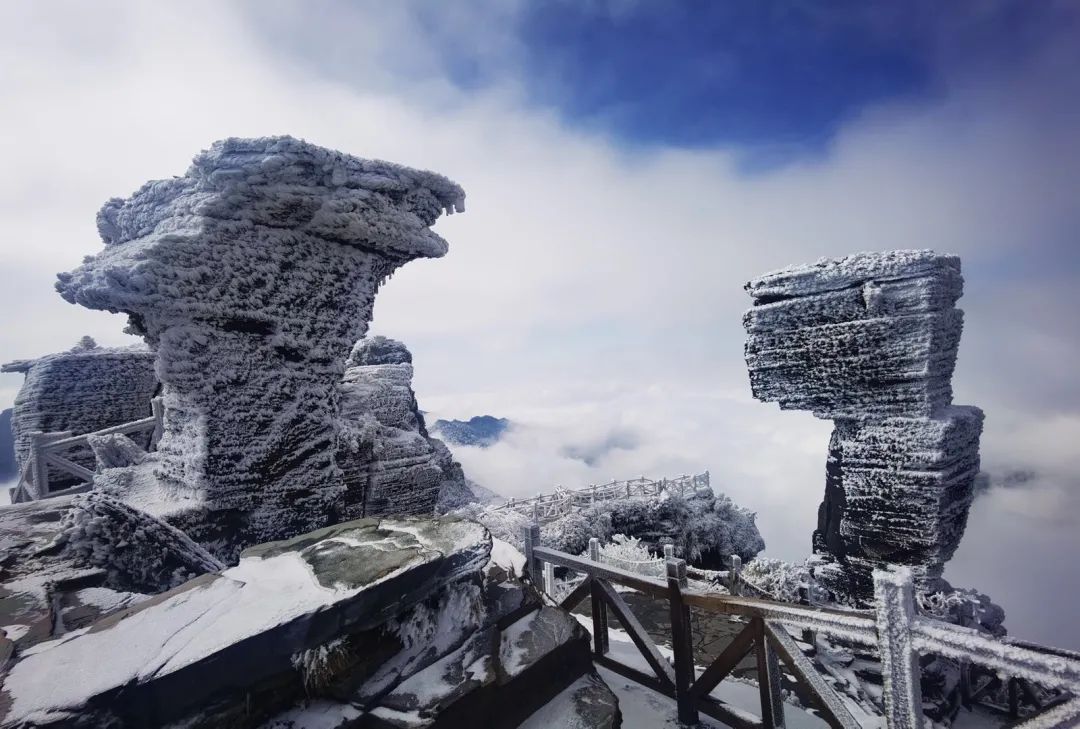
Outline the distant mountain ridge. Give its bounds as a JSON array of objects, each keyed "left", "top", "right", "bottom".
[{"left": 430, "top": 415, "right": 510, "bottom": 448}]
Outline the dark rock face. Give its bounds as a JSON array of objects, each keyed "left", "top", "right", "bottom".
[
  {"left": 517, "top": 672, "right": 621, "bottom": 729},
  {"left": 744, "top": 250, "right": 983, "bottom": 602},
  {"left": 52, "top": 137, "right": 464, "bottom": 552},
  {"left": 86, "top": 433, "right": 148, "bottom": 469},
  {"left": 0, "top": 408, "right": 15, "bottom": 482},
  {"left": 1, "top": 339, "right": 157, "bottom": 495},
  {"left": 430, "top": 416, "right": 509, "bottom": 448}
]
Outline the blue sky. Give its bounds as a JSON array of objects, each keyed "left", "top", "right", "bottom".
[
  {"left": 516, "top": 1, "right": 936, "bottom": 162},
  {"left": 515, "top": 1, "right": 1069, "bottom": 159},
  {"left": 247, "top": 1, "right": 1077, "bottom": 168},
  {"left": 1, "top": 0, "right": 1079, "bottom": 646}
]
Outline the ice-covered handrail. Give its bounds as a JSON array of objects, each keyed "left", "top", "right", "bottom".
[
  {"left": 525, "top": 531, "right": 1080, "bottom": 729},
  {"left": 489, "top": 472, "right": 711, "bottom": 523},
  {"left": 9, "top": 398, "right": 164, "bottom": 503}
]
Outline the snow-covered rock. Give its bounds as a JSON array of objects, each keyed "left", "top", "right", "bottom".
[
  {"left": 52, "top": 137, "right": 464, "bottom": 553},
  {"left": 1, "top": 338, "right": 157, "bottom": 495},
  {"left": 744, "top": 250, "right": 983, "bottom": 602},
  {"left": 86, "top": 433, "right": 149, "bottom": 469},
  {"left": 1, "top": 513, "right": 615, "bottom": 729},
  {"left": 337, "top": 336, "right": 478, "bottom": 519},
  {"left": 0, "top": 516, "right": 489, "bottom": 727}
]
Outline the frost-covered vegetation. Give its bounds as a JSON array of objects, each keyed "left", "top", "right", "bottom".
[
  {"left": 739, "top": 557, "right": 830, "bottom": 603},
  {"left": 465, "top": 488, "right": 764, "bottom": 567},
  {"left": 592, "top": 534, "right": 665, "bottom": 577}
]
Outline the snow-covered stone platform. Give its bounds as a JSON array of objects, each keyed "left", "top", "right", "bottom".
[{"left": 0, "top": 516, "right": 618, "bottom": 729}]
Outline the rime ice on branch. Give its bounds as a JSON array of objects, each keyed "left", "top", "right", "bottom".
[
  {"left": 55, "top": 136, "right": 465, "bottom": 547},
  {"left": 743, "top": 250, "right": 984, "bottom": 602}
]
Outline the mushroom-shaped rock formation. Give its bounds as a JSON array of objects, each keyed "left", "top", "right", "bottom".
[
  {"left": 54, "top": 136, "right": 465, "bottom": 551},
  {"left": 743, "top": 250, "right": 983, "bottom": 603}
]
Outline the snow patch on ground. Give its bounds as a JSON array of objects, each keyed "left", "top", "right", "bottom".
[
  {"left": 575, "top": 613, "right": 829, "bottom": 729},
  {"left": 259, "top": 699, "right": 363, "bottom": 729},
  {"left": 488, "top": 537, "right": 526, "bottom": 579}
]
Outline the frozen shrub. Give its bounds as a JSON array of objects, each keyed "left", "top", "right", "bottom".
[
  {"left": 543, "top": 512, "right": 610, "bottom": 555},
  {"left": 582, "top": 489, "right": 765, "bottom": 565},
  {"left": 741, "top": 558, "right": 829, "bottom": 603},
  {"left": 459, "top": 486, "right": 764, "bottom": 568},
  {"left": 592, "top": 534, "right": 665, "bottom": 577}
]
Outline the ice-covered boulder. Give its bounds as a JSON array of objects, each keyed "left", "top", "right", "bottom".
[
  {"left": 744, "top": 250, "right": 983, "bottom": 602},
  {"left": 346, "top": 334, "right": 414, "bottom": 367},
  {"left": 53, "top": 137, "right": 465, "bottom": 551},
  {"left": 1, "top": 338, "right": 157, "bottom": 494}
]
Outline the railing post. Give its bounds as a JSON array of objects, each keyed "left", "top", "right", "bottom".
[
  {"left": 874, "top": 568, "right": 924, "bottom": 729},
  {"left": 588, "top": 538, "right": 609, "bottom": 656},
  {"left": 757, "top": 626, "right": 786, "bottom": 728},
  {"left": 523, "top": 523, "right": 541, "bottom": 582},
  {"left": 667, "top": 557, "right": 697, "bottom": 725},
  {"left": 663, "top": 543, "right": 675, "bottom": 560},
  {"left": 729, "top": 554, "right": 742, "bottom": 594},
  {"left": 958, "top": 661, "right": 972, "bottom": 709},
  {"left": 30, "top": 431, "right": 50, "bottom": 499},
  {"left": 543, "top": 561, "right": 555, "bottom": 597},
  {"left": 532, "top": 496, "right": 539, "bottom": 523},
  {"left": 150, "top": 396, "right": 165, "bottom": 450}
]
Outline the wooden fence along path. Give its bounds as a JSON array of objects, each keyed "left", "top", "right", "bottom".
[
  {"left": 524, "top": 527, "right": 1080, "bottom": 729},
  {"left": 8, "top": 397, "right": 164, "bottom": 504},
  {"left": 489, "top": 471, "right": 711, "bottom": 523}
]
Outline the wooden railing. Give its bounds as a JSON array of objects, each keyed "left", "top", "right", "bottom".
[
  {"left": 524, "top": 526, "right": 1080, "bottom": 729},
  {"left": 489, "top": 472, "right": 711, "bottom": 523},
  {"left": 9, "top": 397, "right": 163, "bottom": 504}
]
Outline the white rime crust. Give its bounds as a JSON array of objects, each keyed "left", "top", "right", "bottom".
[
  {"left": 52, "top": 136, "right": 465, "bottom": 554},
  {"left": 743, "top": 250, "right": 983, "bottom": 601}
]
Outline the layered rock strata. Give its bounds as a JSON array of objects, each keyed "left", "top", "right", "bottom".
[
  {"left": 0, "top": 517, "right": 614, "bottom": 729},
  {"left": 0, "top": 409, "right": 15, "bottom": 482},
  {"left": 743, "top": 250, "right": 983, "bottom": 602},
  {"left": 1, "top": 338, "right": 157, "bottom": 493},
  {"left": 53, "top": 137, "right": 465, "bottom": 549},
  {"left": 337, "top": 336, "right": 474, "bottom": 519}
]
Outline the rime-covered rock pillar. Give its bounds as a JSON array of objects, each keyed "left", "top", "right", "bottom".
[
  {"left": 743, "top": 250, "right": 983, "bottom": 603},
  {"left": 56, "top": 136, "right": 464, "bottom": 545}
]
